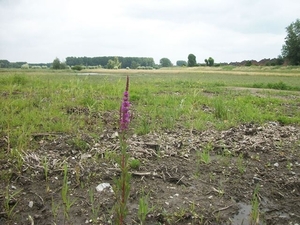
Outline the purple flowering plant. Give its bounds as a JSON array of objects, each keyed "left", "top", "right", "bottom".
[
  {"left": 114, "top": 75, "right": 131, "bottom": 225},
  {"left": 119, "top": 76, "right": 130, "bottom": 133}
]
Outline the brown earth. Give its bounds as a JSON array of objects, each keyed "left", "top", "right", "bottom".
[{"left": 0, "top": 118, "right": 300, "bottom": 225}]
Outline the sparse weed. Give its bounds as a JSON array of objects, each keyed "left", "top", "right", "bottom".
[
  {"left": 237, "top": 154, "right": 246, "bottom": 174},
  {"left": 42, "top": 156, "right": 50, "bottom": 192},
  {"left": 138, "top": 189, "right": 154, "bottom": 225},
  {"left": 3, "top": 186, "right": 22, "bottom": 220},
  {"left": 104, "top": 150, "right": 119, "bottom": 163},
  {"left": 197, "top": 143, "right": 213, "bottom": 164},
  {"left": 9, "top": 148, "right": 24, "bottom": 172},
  {"left": 137, "top": 117, "right": 151, "bottom": 135},
  {"left": 286, "top": 161, "right": 293, "bottom": 171},
  {"left": 129, "top": 158, "right": 141, "bottom": 170},
  {"left": 61, "top": 163, "right": 76, "bottom": 221},
  {"left": 67, "top": 137, "right": 89, "bottom": 151},
  {"left": 250, "top": 185, "right": 260, "bottom": 225},
  {"left": 89, "top": 188, "right": 100, "bottom": 222},
  {"left": 51, "top": 197, "right": 60, "bottom": 223},
  {"left": 213, "top": 97, "right": 228, "bottom": 120},
  {"left": 74, "top": 164, "right": 82, "bottom": 186}
]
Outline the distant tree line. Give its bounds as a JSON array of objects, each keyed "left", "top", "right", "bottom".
[
  {"left": 0, "top": 60, "right": 51, "bottom": 68},
  {"left": 229, "top": 56, "right": 284, "bottom": 66},
  {"left": 65, "top": 56, "right": 155, "bottom": 69}
]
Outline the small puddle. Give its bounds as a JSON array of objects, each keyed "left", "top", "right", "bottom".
[
  {"left": 232, "top": 202, "right": 252, "bottom": 225},
  {"left": 232, "top": 199, "right": 291, "bottom": 224}
]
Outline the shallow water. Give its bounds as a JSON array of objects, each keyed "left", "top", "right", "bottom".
[{"left": 231, "top": 202, "right": 252, "bottom": 225}]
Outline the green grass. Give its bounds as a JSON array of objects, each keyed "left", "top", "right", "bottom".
[{"left": 0, "top": 68, "right": 299, "bottom": 151}]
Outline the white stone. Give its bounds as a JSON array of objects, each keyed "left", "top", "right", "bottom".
[
  {"left": 81, "top": 153, "right": 92, "bottom": 160},
  {"left": 96, "top": 183, "right": 113, "bottom": 193},
  {"left": 28, "top": 201, "right": 33, "bottom": 208}
]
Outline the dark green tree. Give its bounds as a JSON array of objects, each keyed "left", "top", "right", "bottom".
[
  {"left": 245, "top": 60, "right": 252, "bottom": 66},
  {"left": 176, "top": 60, "right": 187, "bottom": 66},
  {"left": 208, "top": 57, "right": 214, "bottom": 66},
  {"left": 282, "top": 19, "right": 300, "bottom": 65},
  {"left": 276, "top": 55, "right": 284, "bottom": 65},
  {"left": 188, "top": 54, "right": 197, "bottom": 67},
  {"left": 160, "top": 58, "right": 173, "bottom": 67},
  {"left": 204, "top": 59, "right": 208, "bottom": 66},
  {"left": 52, "top": 58, "right": 61, "bottom": 69},
  {"left": 0, "top": 60, "right": 10, "bottom": 68}
]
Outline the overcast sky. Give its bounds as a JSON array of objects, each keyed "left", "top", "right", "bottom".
[{"left": 0, "top": 0, "right": 299, "bottom": 64}]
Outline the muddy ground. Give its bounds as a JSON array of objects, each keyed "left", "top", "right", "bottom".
[{"left": 0, "top": 118, "right": 300, "bottom": 225}]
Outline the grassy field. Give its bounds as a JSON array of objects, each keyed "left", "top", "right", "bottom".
[
  {"left": 1, "top": 67, "right": 299, "bottom": 150},
  {"left": 0, "top": 67, "right": 300, "bottom": 224}
]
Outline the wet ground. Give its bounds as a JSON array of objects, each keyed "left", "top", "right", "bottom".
[{"left": 0, "top": 120, "right": 299, "bottom": 225}]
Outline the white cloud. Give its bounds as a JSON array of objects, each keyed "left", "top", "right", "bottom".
[{"left": 0, "top": 0, "right": 299, "bottom": 64}]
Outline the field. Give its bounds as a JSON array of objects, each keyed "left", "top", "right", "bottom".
[{"left": 0, "top": 67, "right": 300, "bottom": 225}]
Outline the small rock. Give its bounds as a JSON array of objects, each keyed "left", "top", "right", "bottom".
[
  {"left": 111, "top": 132, "right": 119, "bottom": 139},
  {"left": 81, "top": 153, "right": 92, "bottom": 160},
  {"left": 253, "top": 176, "right": 262, "bottom": 183},
  {"left": 94, "top": 143, "right": 100, "bottom": 147},
  {"left": 96, "top": 183, "right": 113, "bottom": 193},
  {"left": 274, "top": 162, "right": 279, "bottom": 167},
  {"left": 28, "top": 201, "right": 34, "bottom": 208}
]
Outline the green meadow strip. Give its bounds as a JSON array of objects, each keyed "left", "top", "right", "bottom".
[{"left": 0, "top": 69, "right": 299, "bottom": 150}]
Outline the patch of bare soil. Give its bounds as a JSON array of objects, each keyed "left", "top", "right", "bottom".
[{"left": 0, "top": 122, "right": 300, "bottom": 225}]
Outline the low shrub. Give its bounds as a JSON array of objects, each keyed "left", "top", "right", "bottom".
[{"left": 72, "top": 65, "right": 83, "bottom": 71}]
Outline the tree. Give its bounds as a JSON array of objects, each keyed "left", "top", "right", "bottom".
[
  {"left": 176, "top": 60, "right": 187, "bottom": 66},
  {"left": 205, "top": 57, "right": 214, "bottom": 66},
  {"left": 208, "top": 57, "right": 214, "bottom": 66},
  {"left": 282, "top": 19, "right": 300, "bottom": 65},
  {"left": 52, "top": 58, "right": 61, "bottom": 69},
  {"left": 204, "top": 59, "right": 208, "bottom": 66},
  {"left": 0, "top": 60, "right": 10, "bottom": 68},
  {"left": 60, "top": 62, "right": 68, "bottom": 69},
  {"left": 160, "top": 58, "right": 173, "bottom": 67},
  {"left": 276, "top": 55, "right": 284, "bottom": 65},
  {"left": 188, "top": 54, "right": 197, "bottom": 67},
  {"left": 107, "top": 57, "right": 122, "bottom": 69},
  {"left": 245, "top": 60, "right": 252, "bottom": 66},
  {"left": 130, "top": 61, "right": 139, "bottom": 69}
]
